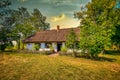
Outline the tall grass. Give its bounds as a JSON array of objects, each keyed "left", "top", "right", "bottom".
[{"left": 0, "top": 53, "right": 120, "bottom": 80}]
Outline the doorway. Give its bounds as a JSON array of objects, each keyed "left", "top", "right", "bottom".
[{"left": 57, "top": 43, "right": 62, "bottom": 52}]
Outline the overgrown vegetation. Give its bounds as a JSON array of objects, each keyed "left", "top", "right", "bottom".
[
  {"left": 0, "top": 53, "right": 120, "bottom": 80},
  {"left": 75, "top": 0, "right": 120, "bottom": 58},
  {"left": 61, "top": 46, "right": 67, "bottom": 53},
  {"left": 66, "top": 29, "right": 78, "bottom": 57}
]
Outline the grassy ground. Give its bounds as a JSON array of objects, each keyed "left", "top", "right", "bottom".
[{"left": 0, "top": 52, "right": 120, "bottom": 80}]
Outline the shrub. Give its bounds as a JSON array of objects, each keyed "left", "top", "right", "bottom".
[
  {"left": 61, "top": 46, "right": 67, "bottom": 52},
  {"left": 34, "top": 44, "right": 40, "bottom": 50},
  {"left": 49, "top": 44, "right": 54, "bottom": 53}
]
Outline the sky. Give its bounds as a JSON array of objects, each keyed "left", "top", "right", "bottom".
[{"left": 10, "top": 0, "right": 90, "bottom": 29}]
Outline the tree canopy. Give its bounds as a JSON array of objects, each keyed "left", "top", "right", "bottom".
[
  {"left": 0, "top": 0, "right": 13, "bottom": 51},
  {"left": 0, "top": 0, "right": 49, "bottom": 51},
  {"left": 75, "top": 0, "right": 120, "bottom": 58},
  {"left": 11, "top": 7, "right": 49, "bottom": 39}
]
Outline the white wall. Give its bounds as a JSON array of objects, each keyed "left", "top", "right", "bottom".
[
  {"left": 52, "top": 43, "right": 57, "bottom": 52},
  {"left": 62, "top": 42, "right": 65, "bottom": 47},
  {"left": 26, "top": 43, "right": 33, "bottom": 50}
]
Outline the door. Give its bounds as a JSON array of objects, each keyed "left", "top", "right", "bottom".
[{"left": 57, "top": 43, "right": 62, "bottom": 52}]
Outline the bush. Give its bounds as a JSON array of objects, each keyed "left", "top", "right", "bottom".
[
  {"left": 49, "top": 45, "right": 54, "bottom": 53},
  {"left": 61, "top": 46, "right": 67, "bottom": 52},
  {"left": 0, "top": 44, "right": 6, "bottom": 51},
  {"left": 34, "top": 44, "right": 40, "bottom": 50}
]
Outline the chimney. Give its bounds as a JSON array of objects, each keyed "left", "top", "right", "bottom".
[{"left": 57, "top": 25, "right": 60, "bottom": 32}]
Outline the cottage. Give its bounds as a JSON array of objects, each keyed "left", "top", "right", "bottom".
[{"left": 23, "top": 25, "right": 80, "bottom": 52}]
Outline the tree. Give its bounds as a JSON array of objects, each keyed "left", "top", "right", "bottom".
[
  {"left": 111, "top": 7, "right": 120, "bottom": 49},
  {"left": 75, "top": 0, "right": 117, "bottom": 58},
  {"left": 11, "top": 7, "right": 34, "bottom": 38},
  {"left": 66, "top": 29, "right": 78, "bottom": 57},
  {"left": 31, "top": 8, "right": 50, "bottom": 31},
  {"left": 0, "top": 0, "right": 50, "bottom": 50},
  {"left": 11, "top": 7, "right": 50, "bottom": 49},
  {"left": 12, "top": 7, "right": 50, "bottom": 38},
  {"left": 0, "top": 0, "right": 13, "bottom": 51}
]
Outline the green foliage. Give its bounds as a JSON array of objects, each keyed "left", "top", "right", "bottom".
[
  {"left": 34, "top": 44, "right": 40, "bottom": 51},
  {"left": 0, "top": 0, "right": 14, "bottom": 51},
  {"left": 11, "top": 7, "right": 49, "bottom": 50},
  {"left": 0, "top": 44, "right": 7, "bottom": 51},
  {"left": 0, "top": 0, "right": 50, "bottom": 51},
  {"left": 104, "top": 50, "right": 120, "bottom": 55},
  {"left": 61, "top": 46, "right": 67, "bottom": 52},
  {"left": 75, "top": 0, "right": 118, "bottom": 58},
  {"left": 79, "top": 21, "right": 112, "bottom": 58},
  {"left": 49, "top": 44, "right": 54, "bottom": 52},
  {"left": 11, "top": 7, "right": 49, "bottom": 38},
  {"left": 66, "top": 29, "right": 78, "bottom": 57},
  {"left": 111, "top": 9, "right": 120, "bottom": 49},
  {"left": 5, "top": 42, "right": 13, "bottom": 50},
  {"left": 31, "top": 8, "right": 50, "bottom": 31},
  {"left": 66, "top": 29, "right": 78, "bottom": 49}
]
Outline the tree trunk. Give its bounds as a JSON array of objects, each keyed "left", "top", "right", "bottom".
[
  {"left": 117, "top": 44, "right": 120, "bottom": 50},
  {"left": 22, "top": 43, "right": 24, "bottom": 50},
  {"left": 18, "top": 39, "right": 20, "bottom": 50},
  {"left": 73, "top": 45, "right": 77, "bottom": 57}
]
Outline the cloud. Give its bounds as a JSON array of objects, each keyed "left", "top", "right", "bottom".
[
  {"left": 41, "top": 0, "right": 75, "bottom": 6},
  {"left": 51, "top": 13, "right": 66, "bottom": 22},
  {"left": 50, "top": 17, "right": 80, "bottom": 29}
]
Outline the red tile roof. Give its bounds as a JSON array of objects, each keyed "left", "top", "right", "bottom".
[{"left": 23, "top": 28, "right": 80, "bottom": 43}]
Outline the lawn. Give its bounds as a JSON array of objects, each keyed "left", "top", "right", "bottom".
[{"left": 0, "top": 52, "right": 120, "bottom": 80}]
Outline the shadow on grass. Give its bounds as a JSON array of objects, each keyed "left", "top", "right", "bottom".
[
  {"left": 104, "top": 50, "right": 120, "bottom": 55},
  {"left": 95, "top": 57, "right": 117, "bottom": 62},
  {"left": 76, "top": 55, "right": 117, "bottom": 62},
  {"left": 73, "top": 51, "right": 118, "bottom": 62},
  {"left": 59, "top": 52, "right": 117, "bottom": 62}
]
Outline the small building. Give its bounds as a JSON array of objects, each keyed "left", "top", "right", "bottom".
[{"left": 23, "top": 26, "right": 80, "bottom": 52}]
